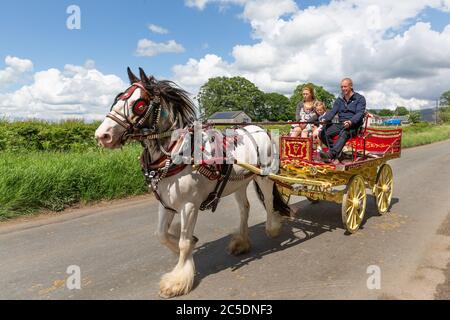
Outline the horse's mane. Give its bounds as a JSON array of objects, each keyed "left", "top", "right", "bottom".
[{"left": 143, "top": 77, "right": 197, "bottom": 127}]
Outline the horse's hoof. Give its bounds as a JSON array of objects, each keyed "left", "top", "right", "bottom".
[
  {"left": 265, "top": 226, "right": 282, "bottom": 238},
  {"left": 159, "top": 266, "right": 194, "bottom": 299},
  {"left": 227, "top": 234, "right": 251, "bottom": 256},
  {"left": 159, "top": 280, "right": 186, "bottom": 299}
]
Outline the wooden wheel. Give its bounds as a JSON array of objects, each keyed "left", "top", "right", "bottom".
[
  {"left": 342, "top": 175, "right": 367, "bottom": 234},
  {"left": 373, "top": 164, "right": 393, "bottom": 215}
]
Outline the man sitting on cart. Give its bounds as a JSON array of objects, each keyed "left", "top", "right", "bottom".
[{"left": 319, "top": 78, "right": 366, "bottom": 161}]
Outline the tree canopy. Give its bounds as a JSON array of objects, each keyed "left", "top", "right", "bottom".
[
  {"left": 377, "top": 109, "right": 395, "bottom": 117},
  {"left": 394, "top": 106, "right": 409, "bottom": 116},
  {"left": 440, "top": 90, "right": 450, "bottom": 108},
  {"left": 262, "top": 93, "right": 291, "bottom": 121},
  {"left": 289, "top": 83, "right": 335, "bottom": 113},
  {"left": 409, "top": 111, "right": 421, "bottom": 123},
  {"left": 196, "top": 76, "right": 265, "bottom": 121}
]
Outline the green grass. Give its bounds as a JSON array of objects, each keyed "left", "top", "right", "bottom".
[
  {"left": 401, "top": 123, "right": 450, "bottom": 148},
  {"left": 0, "top": 144, "right": 147, "bottom": 220}
]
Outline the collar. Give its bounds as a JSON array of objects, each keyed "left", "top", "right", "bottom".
[
  {"left": 147, "top": 135, "right": 185, "bottom": 170},
  {"left": 341, "top": 91, "right": 356, "bottom": 102}
]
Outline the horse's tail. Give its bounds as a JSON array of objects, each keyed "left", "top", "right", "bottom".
[
  {"left": 253, "top": 181, "right": 291, "bottom": 217},
  {"left": 272, "top": 184, "right": 291, "bottom": 217}
]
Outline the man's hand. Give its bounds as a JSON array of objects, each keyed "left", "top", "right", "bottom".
[{"left": 343, "top": 120, "right": 352, "bottom": 129}]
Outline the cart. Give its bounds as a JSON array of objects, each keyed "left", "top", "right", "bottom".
[{"left": 238, "top": 122, "right": 402, "bottom": 234}]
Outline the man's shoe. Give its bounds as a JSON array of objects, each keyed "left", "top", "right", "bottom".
[
  {"left": 320, "top": 151, "right": 334, "bottom": 163},
  {"left": 319, "top": 151, "right": 329, "bottom": 159}
]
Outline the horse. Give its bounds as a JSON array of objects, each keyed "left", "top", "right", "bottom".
[{"left": 95, "top": 67, "right": 290, "bottom": 298}]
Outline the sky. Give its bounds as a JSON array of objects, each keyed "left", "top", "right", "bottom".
[{"left": 0, "top": 0, "right": 449, "bottom": 120}]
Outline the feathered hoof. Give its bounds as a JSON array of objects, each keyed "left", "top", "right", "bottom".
[
  {"left": 159, "top": 267, "right": 194, "bottom": 299},
  {"left": 266, "top": 214, "right": 283, "bottom": 238},
  {"left": 265, "top": 227, "right": 282, "bottom": 238},
  {"left": 227, "top": 234, "right": 251, "bottom": 256}
]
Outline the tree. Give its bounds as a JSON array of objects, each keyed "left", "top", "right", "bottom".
[
  {"left": 409, "top": 111, "right": 422, "bottom": 124},
  {"left": 377, "top": 109, "right": 394, "bottom": 117},
  {"left": 196, "top": 76, "right": 265, "bottom": 121},
  {"left": 289, "top": 83, "right": 335, "bottom": 114},
  {"left": 262, "top": 93, "right": 292, "bottom": 121},
  {"left": 395, "top": 106, "right": 409, "bottom": 116},
  {"left": 440, "top": 90, "right": 450, "bottom": 108},
  {"left": 438, "top": 107, "right": 450, "bottom": 123}
]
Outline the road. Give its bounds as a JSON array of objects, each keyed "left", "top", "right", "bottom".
[{"left": 1, "top": 140, "right": 449, "bottom": 300}]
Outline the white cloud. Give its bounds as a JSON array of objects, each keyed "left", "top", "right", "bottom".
[
  {"left": 172, "top": 54, "right": 233, "bottom": 93},
  {"left": 185, "top": 0, "right": 211, "bottom": 10},
  {"left": 0, "top": 59, "right": 126, "bottom": 120},
  {"left": 136, "top": 39, "right": 185, "bottom": 57},
  {"left": 177, "top": 0, "right": 450, "bottom": 110},
  {"left": 148, "top": 24, "right": 169, "bottom": 34},
  {"left": 241, "top": 0, "right": 297, "bottom": 22},
  {"left": 0, "top": 56, "right": 34, "bottom": 88}
]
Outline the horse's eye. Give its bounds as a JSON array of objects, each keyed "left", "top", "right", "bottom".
[{"left": 133, "top": 100, "right": 148, "bottom": 116}]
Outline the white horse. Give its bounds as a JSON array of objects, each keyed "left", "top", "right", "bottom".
[{"left": 95, "top": 68, "right": 289, "bottom": 298}]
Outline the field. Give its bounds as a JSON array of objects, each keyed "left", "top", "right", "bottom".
[
  {"left": 401, "top": 122, "right": 450, "bottom": 148},
  {"left": 0, "top": 120, "right": 449, "bottom": 220},
  {"left": 0, "top": 120, "right": 147, "bottom": 220}
]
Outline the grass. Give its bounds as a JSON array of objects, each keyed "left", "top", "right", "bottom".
[
  {"left": 0, "top": 144, "right": 147, "bottom": 220},
  {"left": 401, "top": 123, "right": 450, "bottom": 148}
]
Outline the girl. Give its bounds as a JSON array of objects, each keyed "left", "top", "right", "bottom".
[{"left": 290, "top": 86, "right": 317, "bottom": 138}]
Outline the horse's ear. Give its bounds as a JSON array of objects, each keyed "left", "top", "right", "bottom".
[
  {"left": 139, "top": 67, "right": 149, "bottom": 84},
  {"left": 127, "top": 67, "right": 139, "bottom": 84}
]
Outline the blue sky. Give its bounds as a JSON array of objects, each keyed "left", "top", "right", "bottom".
[
  {"left": 1, "top": 0, "right": 250, "bottom": 79},
  {"left": 0, "top": 0, "right": 347, "bottom": 79},
  {"left": 0, "top": 0, "right": 449, "bottom": 119},
  {"left": 0, "top": 0, "right": 448, "bottom": 80}
]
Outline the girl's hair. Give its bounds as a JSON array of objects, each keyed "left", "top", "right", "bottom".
[
  {"left": 315, "top": 101, "right": 326, "bottom": 110},
  {"left": 302, "top": 85, "right": 316, "bottom": 101}
]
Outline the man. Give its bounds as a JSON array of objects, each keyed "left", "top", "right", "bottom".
[{"left": 319, "top": 78, "right": 366, "bottom": 161}]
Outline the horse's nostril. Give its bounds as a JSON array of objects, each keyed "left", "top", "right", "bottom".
[
  {"left": 102, "top": 133, "right": 112, "bottom": 142},
  {"left": 96, "top": 132, "right": 112, "bottom": 144}
]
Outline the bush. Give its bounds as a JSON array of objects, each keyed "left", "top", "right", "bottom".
[{"left": 0, "top": 120, "right": 100, "bottom": 152}]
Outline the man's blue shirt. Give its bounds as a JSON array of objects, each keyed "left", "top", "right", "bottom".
[{"left": 324, "top": 92, "right": 366, "bottom": 126}]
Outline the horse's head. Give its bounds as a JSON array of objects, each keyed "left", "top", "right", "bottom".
[{"left": 95, "top": 67, "right": 196, "bottom": 149}]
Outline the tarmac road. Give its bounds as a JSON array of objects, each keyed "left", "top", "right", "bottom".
[{"left": 1, "top": 140, "right": 449, "bottom": 300}]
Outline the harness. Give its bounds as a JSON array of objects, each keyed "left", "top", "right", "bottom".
[
  {"left": 106, "top": 82, "right": 179, "bottom": 144},
  {"left": 106, "top": 82, "right": 258, "bottom": 214}
]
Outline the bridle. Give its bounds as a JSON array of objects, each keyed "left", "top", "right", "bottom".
[{"left": 106, "top": 81, "right": 180, "bottom": 144}]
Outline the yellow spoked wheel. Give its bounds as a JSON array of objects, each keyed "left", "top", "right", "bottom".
[
  {"left": 342, "top": 175, "right": 367, "bottom": 234},
  {"left": 373, "top": 164, "right": 393, "bottom": 215}
]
